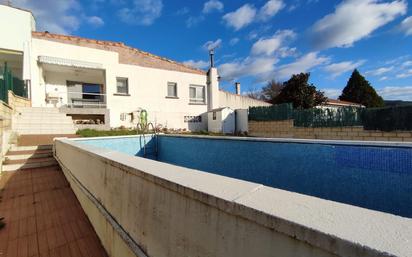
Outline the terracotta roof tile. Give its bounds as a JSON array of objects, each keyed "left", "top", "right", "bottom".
[
  {"left": 32, "top": 31, "right": 206, "bottom": 75},
  {"left": 326, "top": 98, "right": 364, "bottom": 107}
]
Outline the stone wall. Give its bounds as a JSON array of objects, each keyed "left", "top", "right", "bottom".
[
  {"left": 0, "top": 92, "right": 31, "bottom": 170},
  {"left": 8, "top": 91, "right": 31, "bottom": 111},
  {"left": 249, "top": 120, "right": 412, "bottom": 142}
]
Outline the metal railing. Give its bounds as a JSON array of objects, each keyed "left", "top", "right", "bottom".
[
  {"left": 46, "top": 91, "right": 107, "bottom": 108},
  {"left": 0, "top": 63, "right": 28, "bottom": 104}
]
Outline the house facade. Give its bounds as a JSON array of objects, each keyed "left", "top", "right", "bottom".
[{"left": 0, "top": 4, "right": 270, "bottom": 132}]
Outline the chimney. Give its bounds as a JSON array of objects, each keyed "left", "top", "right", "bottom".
[
  {"left": 209, "top": 49, "right": 215, "bottom": 68},
  {"left": 235, "top": 82, "right": 241, "bottom": 95}
]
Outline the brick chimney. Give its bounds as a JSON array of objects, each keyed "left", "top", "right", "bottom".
[{"left": 235, "top": 82, "right": 241, "bottom": 95}]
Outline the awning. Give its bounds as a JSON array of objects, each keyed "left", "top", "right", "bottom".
[{"left": 38, "top": 56, "right": 103, "bottom": 70}]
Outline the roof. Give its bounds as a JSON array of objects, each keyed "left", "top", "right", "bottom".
[
  {"left": 325, "top": 98, "right": 364, "bottom": 107},
  {"left": 208, "top": 107, "right": 232, "bottom": 112},
  {"left": 32, "top": 31, "right": 206, "bottom": 75},
  {"left": 0, "top": 3, "right": 34, "bottom": 16}
]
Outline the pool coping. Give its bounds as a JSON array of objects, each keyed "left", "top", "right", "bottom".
[
  {"left": 57, "top": 136, "right": 412, "bottom": 257},
  {"left": 73, "top": 133, "right": 412, "bottom": 148}
]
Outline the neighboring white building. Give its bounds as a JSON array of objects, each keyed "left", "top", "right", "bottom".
[
  {"left": 318, "top": 99, "right": 365, "bottom": 110},
  {"left": 0, "top": 5, "right": 270, "bottom": 132}
]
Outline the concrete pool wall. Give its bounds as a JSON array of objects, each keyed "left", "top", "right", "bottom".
[{"left": 54, "top": 136, "right": 412, "bottom": 257}]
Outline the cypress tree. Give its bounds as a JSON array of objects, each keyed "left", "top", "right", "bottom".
[{"left": 339, "top": 69, "right": 384, "bottom": 107}]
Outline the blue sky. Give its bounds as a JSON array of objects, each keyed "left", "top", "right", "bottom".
[{"left": 10, "top": 0, "right": 412, "bottom": 100}]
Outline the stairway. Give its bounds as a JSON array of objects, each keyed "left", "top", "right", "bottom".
[
  {"left": 2, "top": 144, "right": 57, "bottom": 171},
  {"left": 13, "top": 107, "right": 76, "bottom": 134}
]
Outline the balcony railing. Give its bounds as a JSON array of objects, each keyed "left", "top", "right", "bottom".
[{"left": 46, "top": 91, "right": 107, "bottom": 108}]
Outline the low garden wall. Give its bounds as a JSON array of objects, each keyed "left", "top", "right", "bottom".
[
  {"left": 249, "top": 120, "right": 412, "bottom": 142},
  {"left": 54, "top": 137, "right": 411, "bottom": 257},
  {"left": 8, "top": 90, "right": 31, "bottom": 110},
  {"left": 0, "top": 91, "right": 30, "bottom": 170}
]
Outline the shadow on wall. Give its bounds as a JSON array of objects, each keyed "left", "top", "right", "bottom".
[{"left": 187, "top": 112, "right": 208, "bottom": 132}]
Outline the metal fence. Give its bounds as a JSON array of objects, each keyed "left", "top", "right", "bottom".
[
  {"left": 0, "top": 63, "right": 28, "bottom": 104},
  {"left": 362, "top": 105, "right": 412, "bottom": 131},
  {"left": 249, "top": 103, "right": 364, "bottom": 128},
  {"left": 249, "top": 103, "right": 412, "bottom": 131},
  {"left": 293, "top": 107, "right": 363, "bottom": 127},
  {"left": 249, "top": 103, "right": 293, "bottom": 121}
]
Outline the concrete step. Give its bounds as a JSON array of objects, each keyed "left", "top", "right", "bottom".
[
  {"left": 15, "top": 128, "right": 77, "bottom": 135},
  {"left": 10, "top": 145, "right": 53, "bottom": 151},
  {"left": 16, "top": 107, "right": 60, "bottom": 113},
  {"left": 14, "top": 114, "right": 72, "bottom": 122},
  {"left": 7, "top": 149, "right": 52, "bottom": 155},
  {"left": 5, "top": 151, "right": 53, "bottom": 161},
  {"left": 14, "top": 120, "right": 75, "bottom": 126},
  {"left": 4, "top": 156, "right": 55, "bottom": 165},
  {"left": 2, "top": 158, "right": 58, "bottom": 171}
]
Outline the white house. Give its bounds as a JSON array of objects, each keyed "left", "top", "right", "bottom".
[{"left": 0, "top": 4, "right": 270, "bottom": 133}]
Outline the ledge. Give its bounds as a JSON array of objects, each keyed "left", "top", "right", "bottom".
[
  {"left": 56, "top": 136, "right": 412, "bottom": 257},
  {"left": 113, "top": 93, "right": 131, "bottom": 96},
  {"left": 165, "top": 96, "right": 179, "bottom": 99},
  {"left": 189, "top": 102, "right": 206, "bottom": 105}
]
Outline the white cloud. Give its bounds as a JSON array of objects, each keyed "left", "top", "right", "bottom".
[
  {"left": 310, "top": 0, "right": 407, "bottom": 49},
  {"left": 202, "top": 39, "right": 222, "bottom": 51},
  {"left": 366, "top": 66, "right": 394, "bottom": 76},
  {"left": 219, "top": 57, "right": 278, "bottom": 81},
  {"left": 378, "top": 86, "right": 412, "bottom": 100},
  {"left": 251, "top": 30, "right": 296, "bottom": 56},
  {"left": 322, "top": 88, "right": 342, "bottom": 99},
  {"left": 275, "top": 52, "right": 330, "bottom": 80},
  {"left": 202, "top": 0, "right": 224, "bottom": 14},
  {"left": 175, "top": 7, "right": 190, "bottom": 16},
  {"left": 324, "top": 60, "right": 366, "bottom": 78},
  {"left": 186, "top": 16, "right": 205, "bottom": 28},
  {"left": 402, "top": 60, "right": 412, "bottom": 67},
  {"left": 396, "top": 69, "right": 412, "bottom": 78},
  {"left": 399, "top": 16, "right": 412, "bottom": 36},
  {"left": 379, "top": 76, "right": 389, "bottom": 81},
  {"left": 222, "top": 4, "right": 256, "bottom": 31},
  {"left": 183, "top": 60, "right": 209, "bottom": 69},
  {"left": 258, "top": 0, "right": 285, "bottom": 21},
  {"left": 12, "top": 0, "right": 82, "bottom": 33},
  {"left": 118, "top": 0, "right": 163, "bottom": 25},
  {"left": 229, "top": 38, "right": 240, "bottom": 46},
  {"left": 87, "top": 16, "right": 104, "bottom": 27}
]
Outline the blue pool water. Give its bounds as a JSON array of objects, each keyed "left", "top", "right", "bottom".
[{"left": 78, "top": 136, "right": 412, "bottom": 218}]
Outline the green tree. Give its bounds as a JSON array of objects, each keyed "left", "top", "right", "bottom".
[
  {"left": 339, "top": 69, "right": 384, "bottom": 107},
  {"left": 274, "top": 73, "right": 327, "bottom": 109}
]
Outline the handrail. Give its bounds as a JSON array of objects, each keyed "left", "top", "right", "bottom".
[{"left": 137, "top": 121, "right": 158, "bottom": 159}]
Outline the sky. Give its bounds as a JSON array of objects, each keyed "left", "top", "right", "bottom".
[{"left": 7, "top": 0, "right": 412, "bottom": 100}]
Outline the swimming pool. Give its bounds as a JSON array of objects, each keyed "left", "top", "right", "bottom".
[{"left": 78, "top": 135, "right": 412, "bottom": 218}]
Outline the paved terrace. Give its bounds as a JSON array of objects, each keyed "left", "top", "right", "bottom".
[{"left": 0, "top": 135, "right": 107, "bottom": 257}]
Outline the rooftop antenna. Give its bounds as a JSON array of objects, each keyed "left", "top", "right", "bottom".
[{"left": 209, "top": 49, "right": 215, "bottom": 68}]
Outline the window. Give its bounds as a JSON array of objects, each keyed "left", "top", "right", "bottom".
[
  {"left": 116, "top": 77, "right": 128, "bottom": 95},
  {"left": 82, "top": 84, "right": 101, "bottom": 100},
  {"left": 212, "top": 111, "right": 216, "bottom": 120},
  {"left": 167, "top": 82, "right": 177, "bottom": 98},
  {"left": 189, "top": 85, "right": 205, "bottom": 104}
]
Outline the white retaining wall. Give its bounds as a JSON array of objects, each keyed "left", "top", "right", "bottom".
[{"left": 54, "top": 136, "right": 412, "bottom": 257}]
